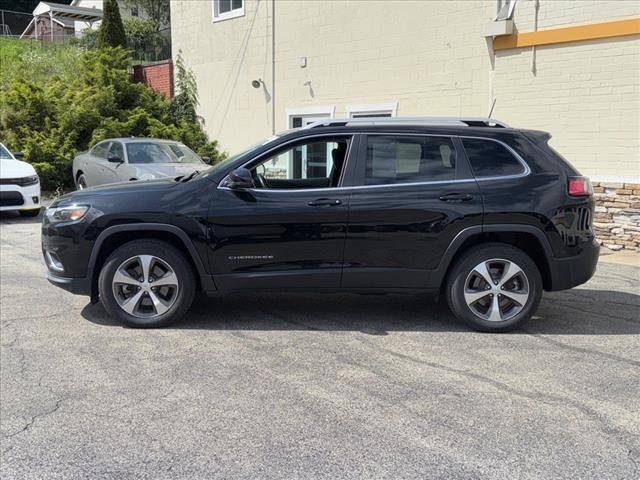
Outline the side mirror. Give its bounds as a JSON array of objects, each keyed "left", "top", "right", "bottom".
[
  {"left": 227, "top": 168, "right": 253, "bottom": 190},
  {"left": 13, "top": 151, "right": 24, "bottom": 159},
  {"left": 107, "top": 155, "right": 123, "bottom": 164},
  {"left": 201, "top": 156, "right": 211, "bottom": 164}
]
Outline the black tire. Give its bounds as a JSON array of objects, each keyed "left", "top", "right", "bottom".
[
  {"left": 99, "top": 240, "right": 196, "bottom": 328},
  {"left": 19, "top": 208, "right": 41, "bottom": 217},
  {"left": 445, "top": 243, "right": 542, "bottom": 333},
  {"left": 76, "top": 173, "right": 87, "bottom": 190}
]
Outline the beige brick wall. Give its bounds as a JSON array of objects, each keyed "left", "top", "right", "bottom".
[
  {"left": 171, "top": 0, "right": 640, "bottom": 182},
  {"left": 171, "top": 0, "right": 495, "bottom": 152},
  {"left": 492, "top": 0, "right": 640, "bottom": 181}
]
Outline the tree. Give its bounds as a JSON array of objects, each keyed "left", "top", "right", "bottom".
[
  {"left": 169, "top": 51, "right": 199, "bottom": 123},
  {"left": 97, "top": 0, "right": 127, "bottom": 49},
  {"left": 122, "top": 0, "right": 170, "bottom": 31}
]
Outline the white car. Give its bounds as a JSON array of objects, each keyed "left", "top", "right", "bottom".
[{"left": 0, "top": 143, "right": 41, "bottom": 217}]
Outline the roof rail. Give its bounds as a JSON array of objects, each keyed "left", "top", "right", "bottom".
[{"left": 303, "top": 116, "right": 511, "bottom": 129}]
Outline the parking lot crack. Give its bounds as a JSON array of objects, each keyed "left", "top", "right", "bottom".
[
  {"left": 1, "top": 397, "right": 66, "bottom": 441},
  {"left": 525, "top": 333, "right": 640, "bottom": 367},
  {"left": 361, "top": 340, "right": 639, "bottom": 446}
]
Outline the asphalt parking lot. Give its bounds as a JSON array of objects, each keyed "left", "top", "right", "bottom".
[{"left": 1, "top": 211, "right": 639, "bottom": 480}]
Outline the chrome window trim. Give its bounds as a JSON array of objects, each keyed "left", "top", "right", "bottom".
[{"left": 217, "top": 131, "right": 530, "bottom": 193}]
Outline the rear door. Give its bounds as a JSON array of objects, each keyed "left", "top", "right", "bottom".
[
  {"left": 102, "top": 141, "right": 125, "bottom": 184},
  {"left": 342, "top": 133, "right": 483, "bottom": 289},
  {"left": 83, "top": 141, "right": 110, "bottom": 187}
]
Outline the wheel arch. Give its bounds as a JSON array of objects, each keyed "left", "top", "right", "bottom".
[
  {"left": 435, "top": 225, "right": 554, "bottom": 291},
  {"left": 87, "top": 224, "right": 214, "bottom": 300}
]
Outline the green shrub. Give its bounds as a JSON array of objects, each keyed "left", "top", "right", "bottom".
[{"left": 0, "top": 43, "right": 226, "bottom": 193}]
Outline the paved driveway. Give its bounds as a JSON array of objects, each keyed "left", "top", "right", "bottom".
[{"left": 1, "top": 211, "right": 639, "bottom": 480}]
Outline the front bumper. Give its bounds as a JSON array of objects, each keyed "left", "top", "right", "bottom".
[
  {"left": 0, "top": 183, "right": 41, "bottom": 211},
  {"left": 46, "top": 272, "right": 92, "bottom": 296},
  {"left": 547, "top": 238, "right": 600, "bottom": 291}
]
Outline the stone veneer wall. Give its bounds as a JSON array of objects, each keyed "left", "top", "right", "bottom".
[{"left": 593, "top": 182, "right": 640, "bottom": 252}]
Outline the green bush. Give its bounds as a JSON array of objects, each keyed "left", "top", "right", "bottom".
[{"left": 0, "top": 43, "right": 225, "bottom": 193}]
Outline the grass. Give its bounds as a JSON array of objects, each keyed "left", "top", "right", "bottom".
[{"left": 0, "top": 37, "right": 84, "bottom": 90}]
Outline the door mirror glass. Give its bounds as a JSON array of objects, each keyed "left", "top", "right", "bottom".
[
  {"left": 201, "top": 156, "right": 211, "bottom": 164},
  {"left": 107, "top": 155, "right": 123, "bottom": 163},
  {"left": 228, "top": 168, "right": 253, "bottom": 189}
]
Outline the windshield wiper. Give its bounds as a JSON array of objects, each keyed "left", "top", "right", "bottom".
[{"left": 180, "top": 170, "right": 200, "bottom": 182}]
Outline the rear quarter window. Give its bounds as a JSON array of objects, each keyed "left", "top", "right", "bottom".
[{"left": 462, "top": 138, "right": 525, "bottom": 177}]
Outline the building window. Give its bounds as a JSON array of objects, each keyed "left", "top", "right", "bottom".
[
  {"left": 213, "top": 0, "right": 244, "bottom": 22},
  {"left": 131, "top": 5, "right": 139, "bottom": 17},
  {"left": 346, "top": 102, "right": 398, "bottom": 118}
]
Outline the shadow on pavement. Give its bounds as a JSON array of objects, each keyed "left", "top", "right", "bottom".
[
  {"left": 81, "top": 288, "right": 640, "bottom": 335},
  {"left": 0, "top": 209, "right": 43, "bottom": 225}
]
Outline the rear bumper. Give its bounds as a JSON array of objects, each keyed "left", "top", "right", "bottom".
[
  {"left": 547, "top": 238, "right": 600, "bottom": 291},
  {"left": 46, "top": 272, "right": 91, "bottom": 296}
]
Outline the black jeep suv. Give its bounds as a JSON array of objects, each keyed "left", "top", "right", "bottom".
[{"left": 42, "top": 117, "right": 599, "bottom": 332}]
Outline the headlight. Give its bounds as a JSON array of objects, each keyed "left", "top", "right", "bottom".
[
  {"left": 21, "top": 175, "right": 39, "bottom": 186},
  {"left": 45, "top": 205, "right": 89, "bottom": 223}
]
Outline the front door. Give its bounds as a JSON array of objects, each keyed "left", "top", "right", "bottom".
[
  {"left": 207, "top": 135, "right": 355, "bottom": 290},
  {"left": 342, "top": 134, "right": 483, "bottom": 289}
]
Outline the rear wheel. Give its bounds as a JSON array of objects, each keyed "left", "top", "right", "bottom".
[
  {"left": 446, "top": 243, "right": 542, "bottom": 333},
  {"left": 98, "top": 240, "right": 196, "bottom": 328},
  {"left": 77, "top": 174, "right": 87, "bottom": 190}
]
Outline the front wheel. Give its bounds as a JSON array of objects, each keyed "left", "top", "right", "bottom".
[
  {"left": 98, "top": 240, "right": 196, "bottom": 328},
  {"left": 446, "top": 243, "right": 542, "bottom": 333}
]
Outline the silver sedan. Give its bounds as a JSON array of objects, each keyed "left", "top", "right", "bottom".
[{"left": 72, "top": 138, "right": 210, "bottom": 189}]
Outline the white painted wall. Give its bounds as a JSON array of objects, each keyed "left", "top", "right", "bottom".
[{"left": 171, "top": 0, "right": 640, "bottom": 180}]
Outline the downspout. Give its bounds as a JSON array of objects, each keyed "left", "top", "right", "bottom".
[
  {"left": 532, "top": 0, "right": 539, "bottom": 74},
  {"left": 49, "top": 11, "right": 53, "bottom": 42},
  {"left": 271, "top": 0, "right": 276, "bottom": 134}
]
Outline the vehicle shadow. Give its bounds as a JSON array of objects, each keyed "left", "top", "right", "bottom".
[
  {"left": 0, "top": 210, "right": 43, "bottom": 225},
  {"left": 81, "top": 288, "right": 640, "bottom": 336}
]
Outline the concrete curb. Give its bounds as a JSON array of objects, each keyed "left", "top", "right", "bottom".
[{"left": 598, "top": 247, "right": 640, "bottom": 267}]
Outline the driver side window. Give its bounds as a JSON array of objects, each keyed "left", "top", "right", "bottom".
[{"left": 250, "top": 137, "right": 350, "bottom": 190}]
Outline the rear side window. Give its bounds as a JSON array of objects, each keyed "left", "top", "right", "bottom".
[
  {"left": 91, "top": 142, "right": 110, "bottom": 159},
  {"left": 462, "top": 138, "right": 525, "bottom": 177},
  {"left": 365, "top": 136, "right": 457, "bottom": 185}
]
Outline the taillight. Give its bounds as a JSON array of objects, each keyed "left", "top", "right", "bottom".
[{"left": 568, "top": 176, "right": 592, "bottom": 197}]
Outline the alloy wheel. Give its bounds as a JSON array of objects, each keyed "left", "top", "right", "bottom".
[
  {"left": 112, "top": 255, "right": 179, "bottom": 318},
  {"left": 463, "top": 258, "right": 530, "bottom": 322}
]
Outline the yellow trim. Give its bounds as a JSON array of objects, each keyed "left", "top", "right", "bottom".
[{"left": 493, "top": 18, "right": 640, "bottom": 50}]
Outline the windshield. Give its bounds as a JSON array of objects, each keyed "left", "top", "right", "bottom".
[
  {"left": 126, "top": 142, "right": 204, "bottom": 164},
  {"left": 201, "top": 135, "right": 281, "bottom": 179},
  {"left": 0, "top": 144, "right": 13, "bottom": 160}
]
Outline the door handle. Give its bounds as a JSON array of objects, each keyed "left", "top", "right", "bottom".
[
  {"left": 308, "top": 198, "right": 342, "bottom": 207},
  {"left": 439, "top": 193, "right": 474, "bottom": 202}
]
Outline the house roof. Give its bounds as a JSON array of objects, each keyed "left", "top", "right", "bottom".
[{"left": 32, "top": 1, "right": 103, "bottom": 22}]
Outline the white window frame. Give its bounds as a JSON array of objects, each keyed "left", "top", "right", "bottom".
[
  {"left": 283, "top": 106, "right": 336, "bottom": 178},
  {"left": 212, "top": 0, "right": 245, "bottom": 23},
  {"left": 346, "top": 102, "right": 398, "bottom": 118},
  {"left": 285, "top": 105, "right": 335, "bottom": 129}
]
